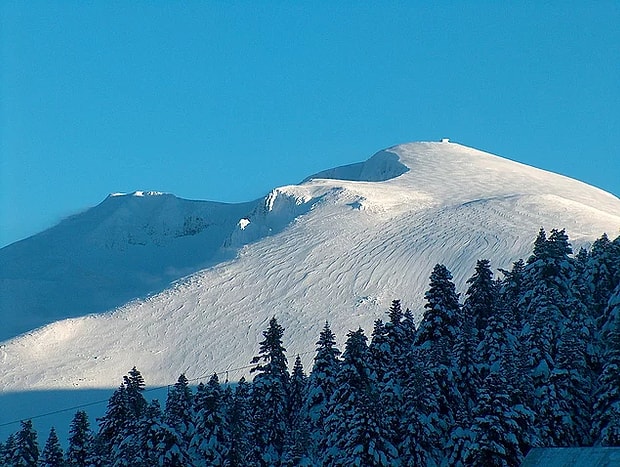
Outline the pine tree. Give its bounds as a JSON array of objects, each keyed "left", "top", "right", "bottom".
[
  {"left": 464, "top": 259, "right": 497, "bottom": 340},
  {"left": 190, "top": 373, "right": 229, "bottom": 465},
  {"left": 123, "top": 366, "right": 147, "bottom": 420},
  {"left": 464, "top": 371, "right": 524, "bottom": 466},
  {"left": 98, "top": 368, "right": 147, "bottom": 463},
  {"left": 289, "top": 355, "right": 308, "bottom": 424},
  {"left": 499, "top": 259, "right": 525, "bottom": 310},
  {"left": 1, "top": 434, "right": 16, "bottom": 466},
  {"left": 373, "top": 301, "right": 413, "bottom": 453},
  {"left": 224, "top": 377, "right": 253, "bottom": 466},
  {"left": 164, "top": 374, "right": 194, "bottom": 448},
  {"left": 586, "top": 234, "right": 619, "bottom": 320},
  {"left": 416, "top": 264, "right": 461, "bottom": 365},
  {"left": 443, "top": 408, "right": 474, "bottom": 466},
  {"left": 306, "top": 322, "right": 340, "bottom": 425},
  {"left": 97, "top": 385, "right": 130, "bottom": 462},
  {"left": 133, "top": 400, "right": 191, "bottom": 467},
  {"left": 282, "top": 357, "right": 312, "bottom": 466},
  {"left": 400, "top": 350, "right": 443, "bottom": 466},
  {"left": 529, "top": 227, "right": 548, "bottom": 264},
  {"left": 40, "top": 427, "right": 64, "bottom": 467},
  {"left": 282, "top": 355, "right": 311, "bottom": 466},
  {"left": 324, "top": 328, "right": 398, "bottom": 466},
  {"left": 415, "top": 264, "right": 462, "bottom": 442},
  {"left": 306, "top": 321, "right": 341, "bottom": 462},
  {"left": 402, "top": 307, "right": 417, "bottom": 347},
  {"left": 384, "top": 299, "right": 410, "bottom": 360},
  {"left": 452, "top": 300, "right": 480, "bottom": 414},
  {"left": 477, "top": 301, "right": 512, "bottom": 378},
  {"left": 249, "top": 316, "right": 290, "bottom": 466},
  {"left": 501, "top": 342, "right": 538, "bottom": 456},
  {"left": 522, "top": 228, "right": 578, "bottom": 322},
  {"left": 593, "top": 285, "right": 620, "bottom": 446},
  {"left": 369, "top": 319, "right": 390, "bottom": 382},
  {"left": 13, "top": 419, "right": 39, "bottom": 467},
  {"left": 67, "top": 410, "right": 93, "bottom": 467},
  {"left": 547, "top": 308, "right": 592, "bottom": 446}
]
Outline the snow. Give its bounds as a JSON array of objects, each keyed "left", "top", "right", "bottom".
[
  {"left": 110, "top": 190, "right": 167, "bottom": 197},
  {"left": 1, "top": 141, "right": 620, "bottom": 441}
]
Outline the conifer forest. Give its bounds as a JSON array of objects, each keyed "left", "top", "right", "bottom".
[{"left": 2, "top": 228, "right": 620, "bottom": 466}]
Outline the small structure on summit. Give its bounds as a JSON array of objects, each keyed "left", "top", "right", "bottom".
[{"left": 441, "top": 138, "right": 450, "bottom": 143}]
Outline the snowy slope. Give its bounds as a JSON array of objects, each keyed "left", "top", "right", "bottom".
[
  {"left": 0, "top": 192, "right": 256, "bottom": 340},
  {"left": 1, "top": 141, "right": 620, "bottom": 439}
]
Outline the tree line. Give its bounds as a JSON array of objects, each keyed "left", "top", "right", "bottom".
[{"left": 1, "top": 228, "right": 620, "bottom": 466}]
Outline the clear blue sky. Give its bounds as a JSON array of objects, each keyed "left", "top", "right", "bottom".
[{"left": 1, "top": 2, "right": 619, "bottom": 247}]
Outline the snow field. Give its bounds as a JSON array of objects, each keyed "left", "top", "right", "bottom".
[{"left": 0, "top": 141, "right": 619, "bottom": 442}]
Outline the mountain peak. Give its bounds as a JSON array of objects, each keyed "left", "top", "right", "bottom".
[
  {"left": 106, "top": 190, "right": 172, "bottom": 200},
  {"left": 1, "top": 140, "right": 620, "bottom": 441}
]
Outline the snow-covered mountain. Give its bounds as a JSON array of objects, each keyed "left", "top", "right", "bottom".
[
  {"left": 1, "top": 141, "right": 619, "bottom": 438},
  {"left": 0, "top": 190, "right": 256, "bottom": 340}
]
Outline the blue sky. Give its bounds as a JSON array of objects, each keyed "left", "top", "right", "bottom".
[{"left": 1, "top": 2, "right": 619, "bottom": 247}]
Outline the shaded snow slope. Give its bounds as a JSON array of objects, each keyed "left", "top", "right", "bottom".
[
  {"left": 0, "top": 192, "right": 257, "bottom": 340},
  {"left": 1, "top": 141, "right": 620, "bottom": 438}
]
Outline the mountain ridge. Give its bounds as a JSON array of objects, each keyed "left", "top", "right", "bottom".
[
  {"left": 1, "top": 140, "right": 619, "bottom": 442},
  {"left": 1, "top": 141, "right": 619, "bottom": 380}
]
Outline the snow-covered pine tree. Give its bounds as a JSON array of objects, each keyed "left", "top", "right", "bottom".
[
  {"left": 500, "top": 340, "right": 538, "bottom": 457},
  {"left": 385, "top": 299, "right": 411, "bottom": 359},
  {"left": 370, "top": 301, "right": 421, "bottom": 455},
  {"left": 323, "top": 328, "right": 398, "bottom": 466},
  {"left": 97, "top": 384, "right": 130, "bottom": 462},
  {"left": 140, "top": 400, "right": 191, "bottom": 467},
  {"left": 306, "top": 321, "right": 341, "bottom": 423},
  {"left": 305, "top": 321, "right": 341, "bottom": 462},
  {"left": 521, "top": 290, "right": 561, "bottom": 445},
  {"left": 522, "top": 228, "right": 579, "bottom": 322},
  {"left": 547, "top": 307, "right": 593, "bottom": 446},
  {"left": 98, "top": 368, "right": 147, "bottom": 463},
  {"left": 224, "top": 377, "right": 253, "bottom": 466},
  {"left": 39, "top": 427, "right": 64, "bottom": 467},
  {"left": 518, "top": 229, "right": 587, "bottom": 444},
  {"left": 451, "top": 297, "right": 480, "bottom": 415},
  {"left": 288, "top": 355, "right": 308, "bottom": 426},
  {"left": 464, "top": 371, "right": 524, "bottom": 467},
  {"left": 12, "top": 419, "right": 39, "bottom": 467},
  {"left": 477, "top": 299, "right": 513, "bottom": 379},
  {"left": 402, "top": 307, "right": 417, "bottom": 347},
  {"left": 249, "top": 316, "right": 290, "bottom": 466},
  {"left": 123, "top": 366, "right": 147, "bottom": 421},
  {"left": 400, "top": 348, "right": 443, "bottom": 466},
  {"left": 282, "top": 356, "right": 312, "bottom": 466},
  {"left": 164, "top": 373, "right": 194, "bottom": 449},
  {"left": 415, "top": 264, "right": 462, "bottom": 442},
  {"left": 499, "top": 259, "right": 526, "bottom": 331},
  {"left": 67, "top": 410, "right": 94, "bottom": 467},
  {"left": 369, "top": 319, "right": 390, "bottom": 382},
  {"left": 593, "top": 284, "right": 620, "bottom": 446},
  {"left": 463, "top": 259, "right": 497, "bottom": 341},
  {"left": 1, "top": 434, "right": 16, "bottom": 466},
  {"left": 586, "top": 234, "right": 620, "bottom": 321},
  {"left": 442, "top": 407, "right": 474, "bottom": 466},
  {"left": 190, "top": 373, "right": 229, "bottom": 465},
  {"left": 415, "top": 264, "right": 461, "bottom": 365}
]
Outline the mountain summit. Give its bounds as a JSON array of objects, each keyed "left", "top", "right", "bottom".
[{"left": 1, "top": 141, "right": 619, "bottom": 392}]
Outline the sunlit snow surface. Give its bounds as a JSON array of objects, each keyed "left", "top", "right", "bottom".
[{"left": 0, "top": 142, "right": 619, "bottom": 439}]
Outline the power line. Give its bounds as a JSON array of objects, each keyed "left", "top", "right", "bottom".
[{"left": 0, "top": 349, "right": 316, "bottom": 430}]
